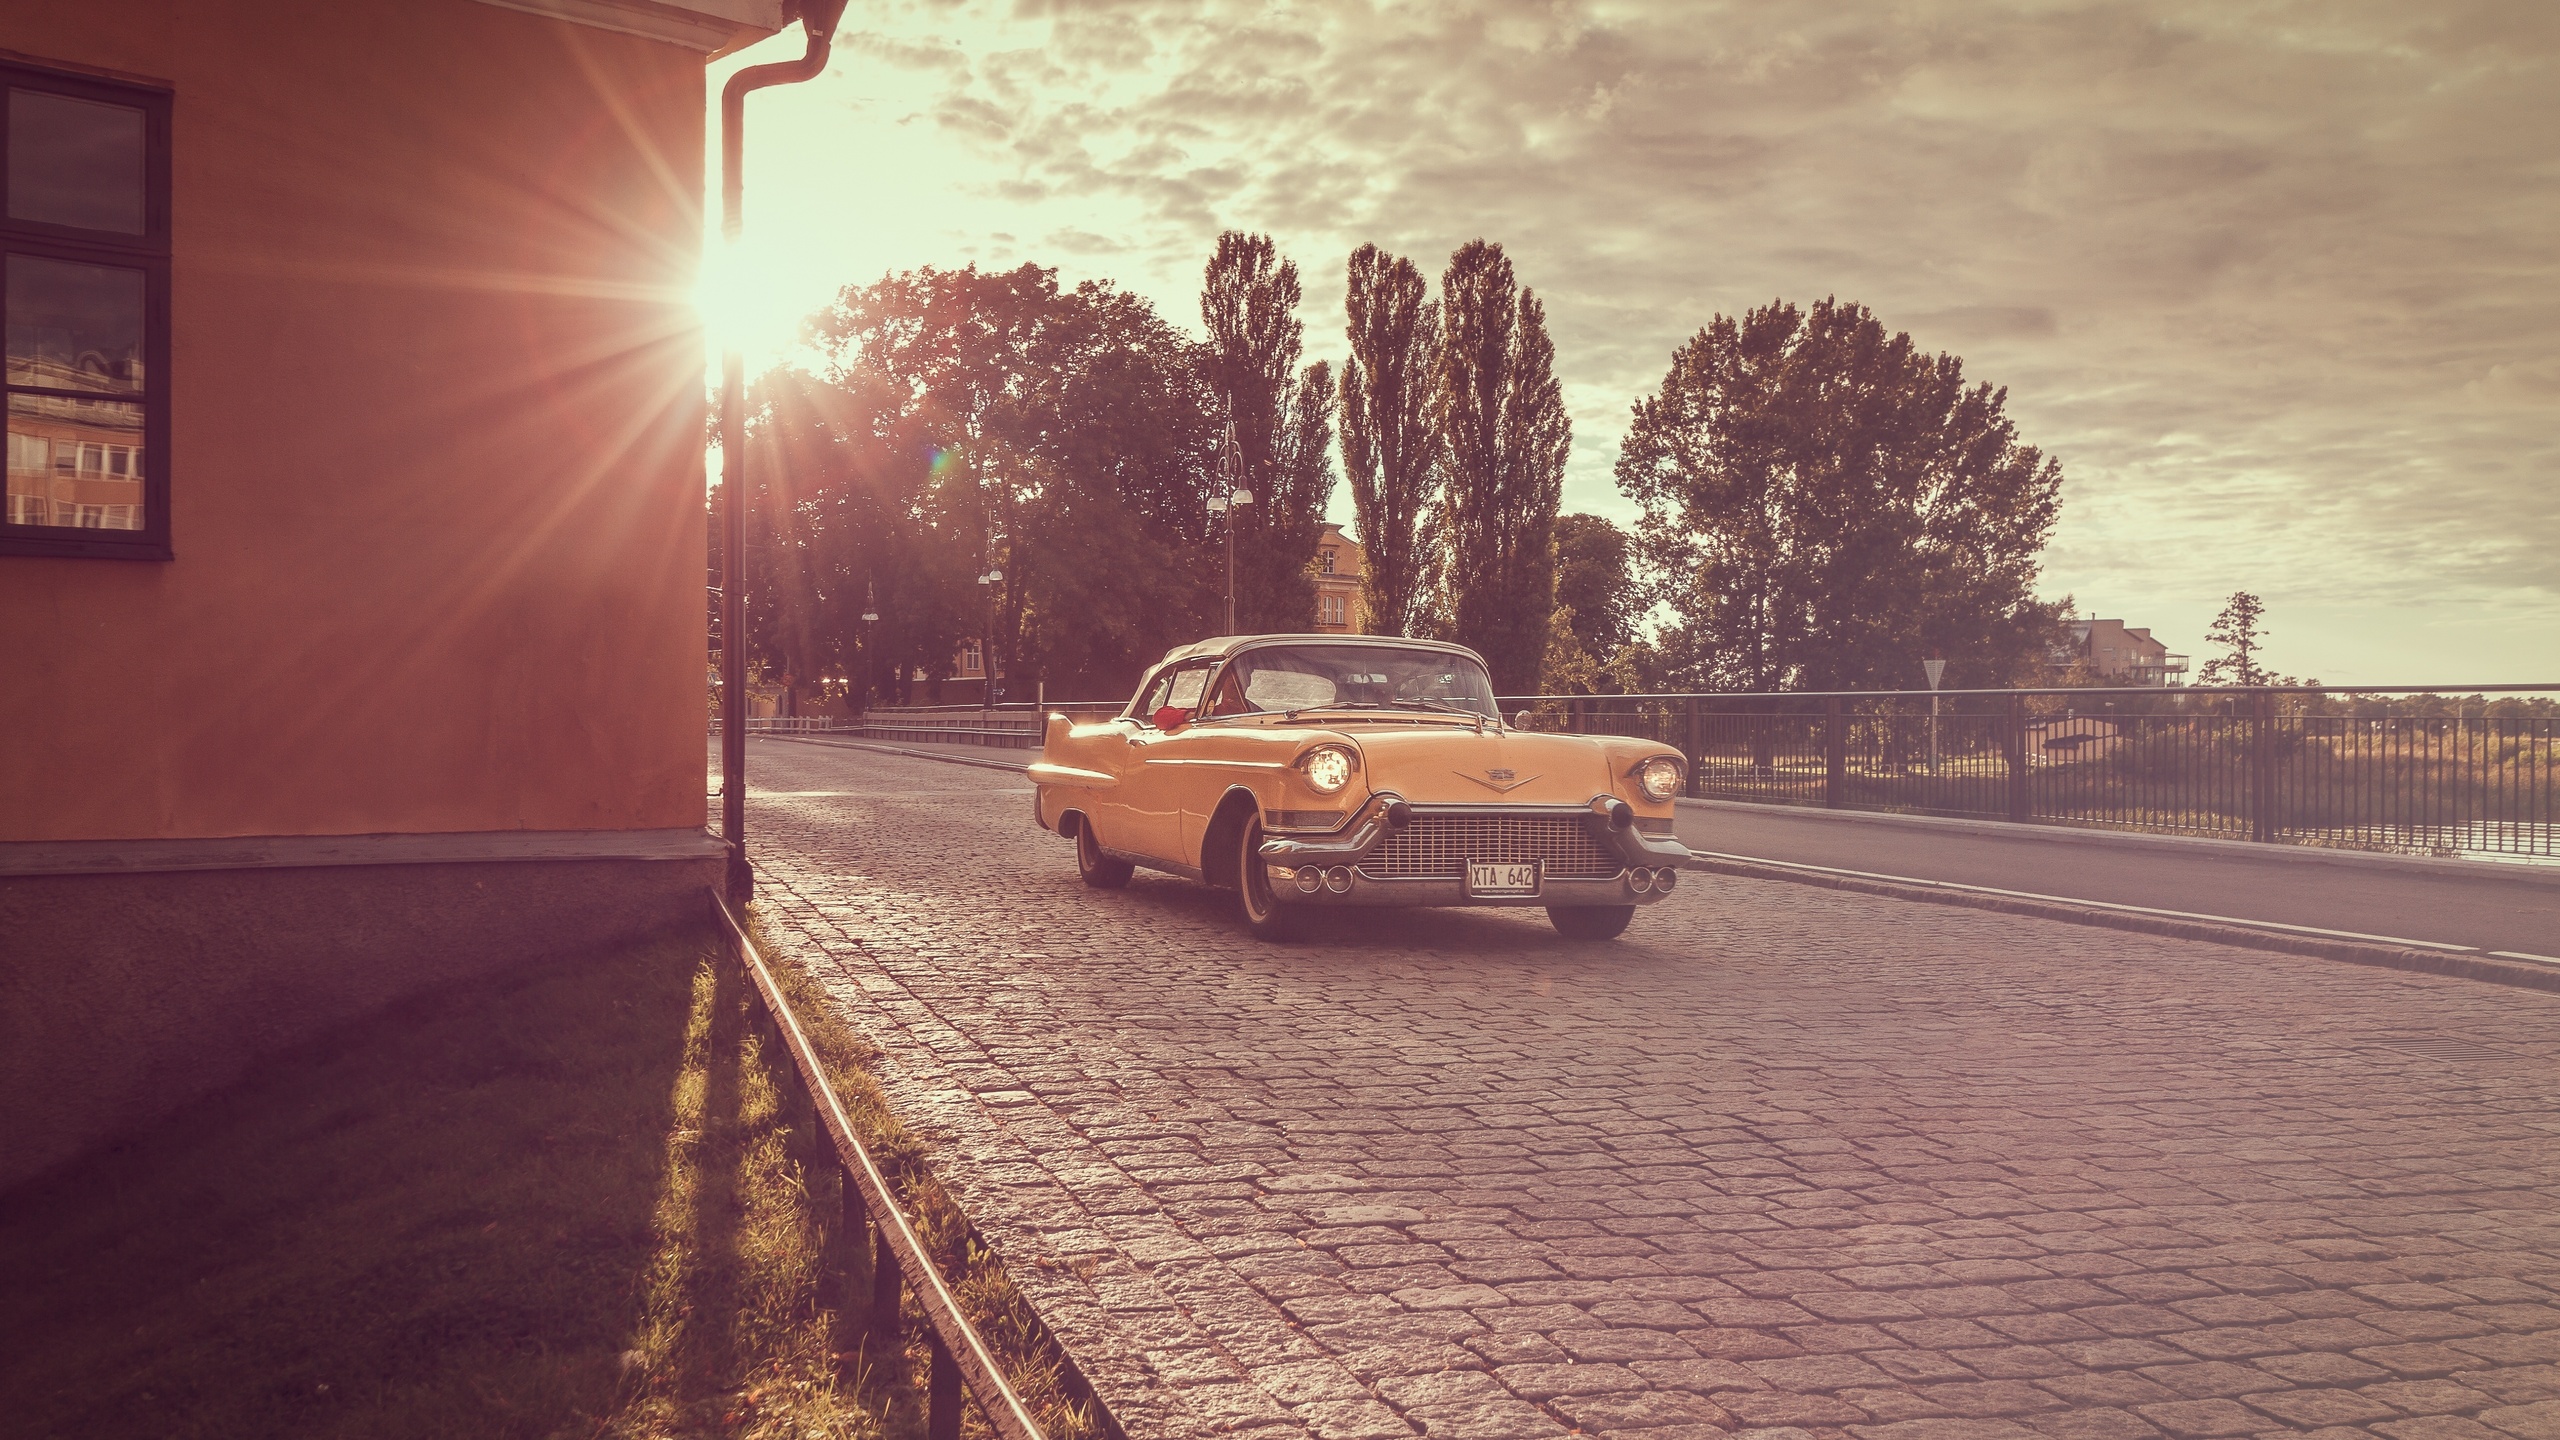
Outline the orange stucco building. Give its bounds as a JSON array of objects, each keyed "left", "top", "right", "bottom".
[{"left": 0, "top": 0, "right": 782, "bottom": 1187}]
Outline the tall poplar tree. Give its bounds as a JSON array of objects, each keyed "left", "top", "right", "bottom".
[
  {"left": 1339, "top": 243, "right": 1441, "bottom": 636},
  {"left": 1435, "top": 239, "right": 1569, "bottom": 694},
  {"left": 1201, "top": 231, "right": 1332, "bottom": 631}
]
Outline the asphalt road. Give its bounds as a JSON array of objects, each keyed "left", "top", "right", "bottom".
[
  {"left": 737, "top": 738, "right": 2560, "bottom": 1440},
  {"left": 1675, "top": 802, "right": 2559, "bottom": 962}
]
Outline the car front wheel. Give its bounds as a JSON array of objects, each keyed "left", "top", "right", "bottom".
[
  {"left": 1235, "top": 816, "right": 1301, "bottom": 941},
  {"left": 1547, "top": 905, "right": 1634, "bottom": 940},
  {"left": 1076, "top": 818, "right": 1133, "bottom": 889}
]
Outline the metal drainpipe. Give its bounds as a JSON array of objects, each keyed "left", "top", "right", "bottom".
[{"left": 721, "top": 0, "right": 848, "bottom": 904}]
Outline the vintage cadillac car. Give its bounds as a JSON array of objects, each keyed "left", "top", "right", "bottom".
[{"left": 1028, "top": 634, "right": 1694, "bottom": 940}]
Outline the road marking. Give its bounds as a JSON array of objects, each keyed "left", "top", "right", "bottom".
[{"left": 1688, "top": 849, "right": 2560, "bottom": 967}]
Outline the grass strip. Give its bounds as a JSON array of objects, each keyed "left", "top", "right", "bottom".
[{"left": 0, "top": 929, "right": 1012, "bottom": 1439}]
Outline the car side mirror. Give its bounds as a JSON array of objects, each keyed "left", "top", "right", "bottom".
[
  {"left": 1513, "top": 709, "right": 1532, "bottom": 729},
  {"left": 1153, "top": 704, "right": 1189, "bottom": 732}
]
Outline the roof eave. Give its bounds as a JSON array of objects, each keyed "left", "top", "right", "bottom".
[{"left": 467, "top": 0, "right": 787, "bottom": 54}]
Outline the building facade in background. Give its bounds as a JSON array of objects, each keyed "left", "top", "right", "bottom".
[
  {"left": 0, "top": 0, "right": 782, "bottom": 1189},
  {"left": 1314, "top": 522, "right": 1368, "bottom": 634},
  {"left": 2068, "top": 617, "right": 2189, "bottom": 686}
]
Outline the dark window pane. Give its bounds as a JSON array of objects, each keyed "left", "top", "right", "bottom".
[
  {"left": 8, "top": 88, "right": 146, "bottom": 234},
  {"left": 5, "top": 254, "right": 145, "bottom": 393},
  {"left": 6, "top": 392, "right": 143, "bottom": 530}
]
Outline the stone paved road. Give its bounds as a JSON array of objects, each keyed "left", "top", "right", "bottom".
[{"left": 739, "top": 739, "right": 2560, "bottom": 1440}]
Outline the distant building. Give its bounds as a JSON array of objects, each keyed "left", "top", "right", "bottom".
[
  {"left": 1314, "top": 522, "right": 1368, "bottom": 634},
  {"left": 2024, "top": 715, "right": 2128, "bottom": 766},
  {"left": 2067, "top": 617, "right": 2189, "bottom": 686}
]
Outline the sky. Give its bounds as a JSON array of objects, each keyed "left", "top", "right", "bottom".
[{"left": 702, "top": 0, "right": 2559, "bottom": 686}]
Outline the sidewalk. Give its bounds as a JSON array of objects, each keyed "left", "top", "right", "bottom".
[{"left": 1676, "top": 798, "right": 2560, "bottom": 961}]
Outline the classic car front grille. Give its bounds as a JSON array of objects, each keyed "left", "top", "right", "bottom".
[{"left": 1360, "top": 813, "right": 1622, "bottom": 880}]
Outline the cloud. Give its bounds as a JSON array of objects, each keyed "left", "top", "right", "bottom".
[{"left": 726, "top": 0, "right": 2560, "bottom": 681}]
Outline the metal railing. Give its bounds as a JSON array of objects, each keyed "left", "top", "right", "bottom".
[
  {"left": 707, "top": 717, "right": 855, "bottom": 735},
  {"left": 843, "top": 703, "right": 1122, "bottom": 751},
  {"left": 709, "top": 892, "right": 1112, "bottom": 1440},
  {"left": 1501, "top": 684, "right": 2560, "bottom": 860}
]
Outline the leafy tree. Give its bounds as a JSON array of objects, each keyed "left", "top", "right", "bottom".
[
  {"left": 1338, "top": 244, "right": 1441, "bottom": 636},
  {"left": 745, "top": 367, "right": 988, "bottom": 709},
  {"left": 1435, "top": 240, "right": 1569, "bottom": 694},
  {"left": 1617, "top": 297, "right": 2066, "bottom": 692},
  {"left": 1552, "top": 513, "right": 1639, "bottom": 661},
  {"left": 752, "top": 263, "right": 1217, "bottom": 704},
  {"left": 2196, "top": 591, "right": 2314, "bottom": 687},
  {"left": 1201, "top": 232, "right": 1333, "bottom": 632}
]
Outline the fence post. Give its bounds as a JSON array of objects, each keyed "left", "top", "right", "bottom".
[
  {"left": 840, "top": 1156, "right": 869, "bottom": 1324},
  {"left": 2250, "top": 690, "right": 2275, "bottom": 843},
  {"left": 871, "top": 1230, "right": 902, "bottom": 1340},
  {"left": 1823, "top": 696, "right": 1845, "bottom": 809},
  {"left": 2006, "top": 692, "right": 2029, "bottom": 823},
  {"left": 929, "top": 1335, "right": 964, "bottom": 1440},
  {"left": 1683, "top": 697, "right": 1701, "bottom": 797}
]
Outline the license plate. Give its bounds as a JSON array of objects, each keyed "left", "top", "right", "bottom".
[{"left": 1467, "top": 859, "right": 1541, "bottom": 896}]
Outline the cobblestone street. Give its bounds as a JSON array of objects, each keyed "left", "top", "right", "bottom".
[{"left": 741, "top": 739, "right": 2560, "bottom": 1440}]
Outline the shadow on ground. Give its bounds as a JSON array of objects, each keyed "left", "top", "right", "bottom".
[{"left": 0, "top": 930, "right": 920, "bottom": 1440}]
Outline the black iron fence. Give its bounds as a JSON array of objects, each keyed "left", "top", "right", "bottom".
[
  {"left": 848, "top": 702, "right": 1122, "bottom": 751},
  {"left": 1501, "top": 685, "right": 2560, "bottom": 861}
]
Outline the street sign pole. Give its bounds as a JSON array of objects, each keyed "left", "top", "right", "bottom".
[{"left": 1923, "top": 657, "right": 1947, "bottom": 772}]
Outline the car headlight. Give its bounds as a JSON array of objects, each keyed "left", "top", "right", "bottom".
[
  {"left": 1637, "top": 756, "right": 1683, "bottom": 802},
  {"left": 1301, "top": 745, "right": 1357, "bottom": 795}
]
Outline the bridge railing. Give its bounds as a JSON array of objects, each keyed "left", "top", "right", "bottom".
[
  {"left": 713, "top": 704, "right": 1126, "bottom": 750},
  {"left": 1497, "top": 684, "right": 2560, "bottom": 861}
]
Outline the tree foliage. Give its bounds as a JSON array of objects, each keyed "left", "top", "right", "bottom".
[
  {"left": 1339, "top": 244, "right": 1441, "bottom": 637},
  {"left": 1202, "top": 232, "right": 1334, "bottom": 633},
  {"left": 2198, "top": 592, "right": 2267, "bottom": 686},
  {"left": 741, "top": 263, "right": 1218, "bottom": 705},
  {"left": 1617, "top": 297, "right": 2066, "bottom": 692},
  {"left": 1435, "top": 240, "right": 1569, "bottom": 694},
  {"left": 1552, "top": 513, "right": 1639, "bottom": 661},
  {"left": 2197, "top": 591, "right": 2312, "bottom": 686}
]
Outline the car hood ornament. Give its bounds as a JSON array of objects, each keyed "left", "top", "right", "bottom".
[{"left": 1460, "top": 767, "right": 1539, "bottom": 793}]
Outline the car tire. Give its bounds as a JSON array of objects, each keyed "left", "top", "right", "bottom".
[
  {"left": 1235, "top": 815, "right": 1301, "bottom": 941},
  {"left": 1547, "top": 905, "right": 1634, "bottom": 940},
  {"left": 1075, "top": 818, "right": 1133, "bottom": 889}
]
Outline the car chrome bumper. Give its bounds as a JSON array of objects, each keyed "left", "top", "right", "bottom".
[{"left": 1256, "top": 794, "right": 1692, "bottom": 908}]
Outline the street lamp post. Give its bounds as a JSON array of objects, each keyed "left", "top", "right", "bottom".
[
  {"left": 1207, "top": 488, "right": 1253, "bottom": 634},
  {"left": 859, "top": 582, "right": 879, "bottom": 717},
  {"left": 977, "top": 568, "right": 1002, "bottom": 717},
  {"left": 1210, "top": 413, "right": 1256, "bottom": 634}
]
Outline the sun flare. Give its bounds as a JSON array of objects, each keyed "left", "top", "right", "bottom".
[{"left": 691, "top": 238, "right": 819, "bottom": 370}]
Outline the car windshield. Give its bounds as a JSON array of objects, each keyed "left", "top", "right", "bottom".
[{"left": 1221, "top": 644, "right": 1500, "bottom": 720}]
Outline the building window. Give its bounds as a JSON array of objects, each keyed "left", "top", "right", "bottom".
[
  {"left": 1319, "top": 548, "right": 1335, "bottom": 574},
  {"left": 2, "top": 60, "right": 172, "bottom": 560},
  {"left": 1320, "top": 593, "right": 1346, "bottom": 627},
  {"left": 960, "top": 640, "right": 982, "bottom": 675}
]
